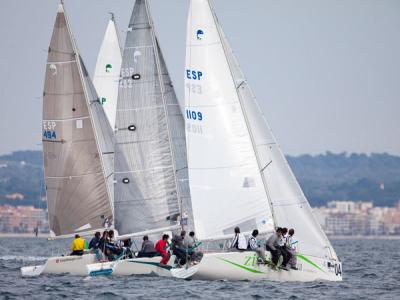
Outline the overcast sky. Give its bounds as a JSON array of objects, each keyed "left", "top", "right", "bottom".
[{"left": 0, "top": 0, "right": 399, "bottom": 156}]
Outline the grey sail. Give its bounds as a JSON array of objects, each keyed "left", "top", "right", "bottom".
[
  {"left": 211, "top": 3, "right": 337, "bottom": 259},
  {"left": 115, "top": 0, "right": 192, "bottom": 235},
  {"left": 42, "top": 4, "right": 114, "bottom": 236}
]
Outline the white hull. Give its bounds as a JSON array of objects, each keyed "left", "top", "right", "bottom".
[
  {"left": 20, "top": 254, "right": 97, "bottom": 277},
  {"left": 172, "top": 251, "right": 343, "bottom": 282},
  {"left": 87, "top": 256, "right": 174, "bottom": 277}
]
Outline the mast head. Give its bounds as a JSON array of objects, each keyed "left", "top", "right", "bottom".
[
  {"left": 109, "top": 12, "right": 115, "bottom": 21},
  {"left": 58, "top": 1, "right": 64, "bottom": 13}
]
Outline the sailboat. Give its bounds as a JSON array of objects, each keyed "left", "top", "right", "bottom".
[
  {"left": 171, "top": 0, "right": 342, "bottom": 281},
  {"left": 86, "top": 0, "right": 192, "bottom": 277},
  {"left": 93, "top": 13, "right": 122, "bottom": 130},
  {"left": 21, "top": 2, "right": 115, "bottom": 276}
]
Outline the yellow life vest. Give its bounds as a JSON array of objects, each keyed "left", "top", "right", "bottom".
[{"left": 71, "top": 238, "right": 85, "bottom": 251}]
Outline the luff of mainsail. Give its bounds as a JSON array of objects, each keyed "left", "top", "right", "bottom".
[
  {"left": 185, "top": 0, "right": 275, "bottom": 240},
  {"left": 42, "top": 3, "right": 114, "bottom": 236},
  {"left": 114, "top": 0, "right": 191, "bottom": 235},
  {"left": 93, "top": 14, "right": 122, "bottom": 130}
]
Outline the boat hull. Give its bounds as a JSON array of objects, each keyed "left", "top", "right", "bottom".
[
  {"left": 21, "top": 254, "right": 97, "bottom": 277},
  {"left": 87, "top": 256, "right": 174, "bottom": 277},
  {"left": 174, "top": 251, "right": 343, "bottom": 282}
]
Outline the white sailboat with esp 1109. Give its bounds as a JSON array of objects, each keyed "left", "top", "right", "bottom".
[
  {"left": 85, "top": 0, "right": 192, "bottom": 277},
  {"left": 21, "top": 3, "right": 115, "bottom": 276},
  {"left": 171, "top": 0, "right": 342, "bottom": 281}
]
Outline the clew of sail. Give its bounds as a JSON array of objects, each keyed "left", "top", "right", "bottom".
[
  {"left": 42, "top": 3, "right": 114, "bottom": 237},
  {"left": 114, "top": 0, "right": 191, "bottom": 236},
  {"left": 93, "top": 15, "right": 122, "bottom": 130},
  {"left": 185, "top": 0, "right": 275, "bottom": 240}
]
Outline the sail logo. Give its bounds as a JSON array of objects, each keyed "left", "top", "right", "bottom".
[
  {"left": 49, "top": 64, "right": 57, "bottom": 76},
  {"left": 101, "top": 97, "right": 107, "bottom": 105},
  {"left": 43, "top": 121, "right": 57, "bottom": 139},
  {"left": 186, "top": 69, "right": 203, "bottom": 81},
  {"left": 196, "top": 29, "right": 204, "bottom": 40},
  {"left": 105, "top": 64, "right": 112, "bottom": 73}
]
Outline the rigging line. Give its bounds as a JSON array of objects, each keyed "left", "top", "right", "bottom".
[{"left": 46, "top": 60, "right": 75, "bottom": 65}]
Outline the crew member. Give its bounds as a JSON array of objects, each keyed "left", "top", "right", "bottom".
[
  {"left": 248, "top": 229, "right": 266, "bottom": 264},
  {"left": 70, "top": 234, "right": 86, "bottom": 256},
  {"left": 155, "top": 234, "right": 170, "bottom": 266},
  {"left": 230, "top": 227, "right": 247, "bottom": 251},
  {"left": 138, "top": 235, "right": 156, "bottom": 258}
]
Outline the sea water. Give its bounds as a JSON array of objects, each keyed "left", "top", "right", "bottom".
[{"left": 0, "top": 238, "right": 399, "bottom": 299}]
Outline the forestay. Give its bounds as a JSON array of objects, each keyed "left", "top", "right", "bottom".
[
  {"left": 42, "top": 4, "right": 114, "bottom": 236},
  {"left": 93, "top": 15, "right": 122, "bottom": 130},
  {"left": 114, "top": 0, "right": 191, "bottom": 235},
  {"left": 185, "top": 0, "right": 275, "bottom": 240}
]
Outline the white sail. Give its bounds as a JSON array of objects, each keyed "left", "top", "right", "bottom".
[
  {"left": 93, "top": 15, "right": 122, "bottom": 130},
  {"left": 188, "top": 0, "right": 336, "bottom": 258},
  {"left": 185, "top": 0, "right": 275, "bottom": 240}
]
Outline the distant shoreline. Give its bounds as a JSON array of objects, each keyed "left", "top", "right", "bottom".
[
  {"left": 0, "top": 233, "right": 399, "bottom": 240},
  {"left": 0, "top": 233, "right": 50, "bottom": 238}
]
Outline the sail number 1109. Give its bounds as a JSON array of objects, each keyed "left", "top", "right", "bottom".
[{"left": 186, "top": 109, "right": 203, "bottom": 121}]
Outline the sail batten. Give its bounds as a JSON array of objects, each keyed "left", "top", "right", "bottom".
[
  {"left": 114, "top": 0, "right": 192, "bottom": 235},
  {"left": 43, "top": 4, "right": 113, "bottom": 236}
]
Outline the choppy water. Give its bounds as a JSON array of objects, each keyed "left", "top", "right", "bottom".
[{"left": 0, "top": 238, "right": 399, "bottom": 299}]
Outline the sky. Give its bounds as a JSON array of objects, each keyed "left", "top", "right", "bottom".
[{"left": 0, "top": 0, "right": 399, "bottom": 156}]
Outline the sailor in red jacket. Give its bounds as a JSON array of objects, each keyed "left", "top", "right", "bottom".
[{"left": 155, "top": 234, "right": 170, "bottom": 266}]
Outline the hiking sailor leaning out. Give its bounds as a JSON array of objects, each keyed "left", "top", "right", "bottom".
[
  {"left": 230, "top": 227, "right": 247, "bottom": 251},
  {"left": 248, "top": 229, "right": 267, "bottom": 264}
]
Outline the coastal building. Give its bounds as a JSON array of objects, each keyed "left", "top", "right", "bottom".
[
  {"left": 0, "top": 205, "right": 48, "bottom": 233},
  {"left": 314, "top": 200, "right": 400, "bottom": 236}
]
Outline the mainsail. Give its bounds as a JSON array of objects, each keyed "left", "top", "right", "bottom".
[
  {"left": 185, "top": 0, "right": 275, "bottom": 240},
  {"left": 93, "top": 14, "right": 122, "bottom": 130},
  {"left": 186, "top": 0, "right": 338, "bottom": 260},
  {"left": 42, "top": 3, "right": 114, "bottom": 236},
  {"left": 114, "top": 0, "right": 191, "bottom": 235}
]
